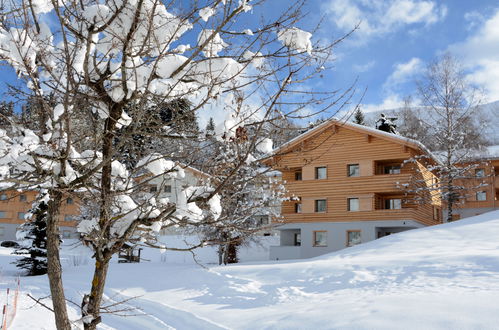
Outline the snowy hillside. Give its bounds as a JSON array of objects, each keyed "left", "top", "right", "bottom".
[
  {"left": 3, "top": 211, "right": 499, "bottom": 329},
  {"left": 360, "top": 101, "right": 499, "bottom": 145}
]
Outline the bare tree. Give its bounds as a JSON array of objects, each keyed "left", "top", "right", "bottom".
[
  {"left": 402, "top": 53, "right": 487, "bottom": 222},
  {"left": 0, "top": 0, "right": 355, "bottom": 328}
]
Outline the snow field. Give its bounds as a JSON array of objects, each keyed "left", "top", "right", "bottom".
[{"left": 2, "top": 211, "right": 499, "bottom": 329}]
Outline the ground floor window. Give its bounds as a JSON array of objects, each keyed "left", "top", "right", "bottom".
[
  {"left": 0, "top": 226, "right": 4, "bottom": 237},
  {"left": 294, "top": 233, "right": 301, "bottom": 246},
  {"left": 62, "top": 231, "right": 71, "bottom": 239},
  {"left": 313, "top": 231, "right": 327, "bottom": 247},
  {"left": 346, "top": 230, "right": 361, "bottom": 247}
]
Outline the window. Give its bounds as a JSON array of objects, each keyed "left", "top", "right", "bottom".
[
  {"left": 347, "top": 230, "right": 361, "bottom": 247},
  {"left": 385, "top": 198, "right": 402, "bottom": 210},
  {"left": 163, "top": 185, "right": 172, "bottom": 193},
  {"left": 313, "top": 231, "right": 327, "bottom": 247},
  {"left": 0, "top": 194, "right": 7, "bottom": 201},
  {"left": 257, "top": 215, "right": 269, "bottom": 225},
  {"left": 348, "top": 198, "right": 359, "bottom": 211},
  {"left": 294, "top": 233, "right": 301, "bottom": 246},
  {"left": 19, "top": 194, "right": 27, "bottom": 202},
  {"left": 475, "top": 168, "right": 485, "bottom": 177},
  {"left": 0, "top": 211, "right": 6, "bottom": 218},
  {"left": 62, "top": 231, "right": 71, "bottom": 239},
  {"left": 315, "top": 199, "right": 326, "bottom": 212},
  {"left": 433, "top": 207, "right": 440, "bottom": 221},
  {"left": 17, "top": 212, "right": 26, "bottom": 220},
  {"left": 64, "top": 215, "right": 73, "bottom": 221},
  {"left": 476, "top": 191, "right": 487, "bottom": 201},
  {"left": 149, "top": 186, "right": 158, "bottom": 193},
  {"left": 0, "top": 227, "right": 4, "bottom": 237},
  {"left": 295, "top": 203, "right": 302, "bottom": 213},
  {"left": 295, "top": 170, "right": 302, "bottom": 181},
  {"left": 347, "top": 164, "right": 360, "bottom": 177},
  {"left": 315, "top": 167, "right": 327, "bottom": 179},
  {"left": 66, "top": 197, "right": 73, "bottom": 205},
  {"left": 384, "top": 165, "right": 401, "bottom": 174}
]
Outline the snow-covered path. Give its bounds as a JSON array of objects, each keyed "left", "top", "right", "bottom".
[{"left": 3, "top": 211, "right": 499, "bottom": 329}]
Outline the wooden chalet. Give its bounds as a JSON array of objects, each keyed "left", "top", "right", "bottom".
[{"left": 265, "top": 119, "right": 442, "bottom": 259}]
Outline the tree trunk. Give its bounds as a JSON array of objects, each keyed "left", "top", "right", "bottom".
[
  {"left": 218, "top": 245, "right": 224, "bottom": 265},
  {"left": 46, "top": 190, "right": 71, "bottom": 330},
  {"left": 226, "top": 242, "right": 238, "bottom": 264},
  {"left": 83, "top": 256, "right": 111, "bottom": 330}
]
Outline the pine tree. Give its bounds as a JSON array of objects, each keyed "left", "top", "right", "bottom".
[
  {"left": 205, "top": 117, "right": 216, "bottom": 136},
  {"left": 14, "top": 202, "right": 48, "bottom": 276},
  {"left": 353, "top": 107, "right": 365, "bottom": 125}
]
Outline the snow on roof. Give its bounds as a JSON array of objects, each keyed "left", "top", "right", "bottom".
[{"left": 272, "top": 118, "right": 440, "bottom": 163}]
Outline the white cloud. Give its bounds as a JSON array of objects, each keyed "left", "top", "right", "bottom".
[
  {"left": 360, "top": 93, "right": 405, "bottom": 113},
  {"left": 324, "top": 0, "right": 446, "bottom": 42},
  {"left": 464, "top": 11, "right": 485, "bottom": 30},
  {"left": 383, "top": 57, "right": 423, "bottom": 90},
  {"left": 448, "top": 9, "right": 499, "bottom": 101},
  {"left": 353, "top": 60, "right": 375, "bottom": 73}
]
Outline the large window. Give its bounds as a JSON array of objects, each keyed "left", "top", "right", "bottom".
[
  {"left": 348, "top": 198, "right": 359, "bottom": 211},
  {"left": 313, "top": 231, "right": 327, "bottom": 247},
  {"left": 476, "top": 191, "right": 487, "bottom": 201},
  {"left": 64, "top": 215, "right": 74, "bottom": 221},
  {"left": 0, "top": 211, "right": 6, "bottom": 218},
  {"left": 346, "top": 230, "right": 361, "bottom": 247},
  {"left": 0, "top": 194, "right": 7, "bottom": 201},
  {"left": 384, "top": 165, "right": 401, "bottom": 174},
  {"left": 315, "top": 199, "right": 327, "bottom": 212},
  {"left": 385, "top": 198, "right": 402, "bottom": 210},
  {"left": 295, "top": 170, "right": 302, "bottom": 181},
  {"left": 315, "top": 167, "right": 327, "bottom": 180},
  {"left": 18, "top": 212, "right": 26, "bottom": 220},
  {"left": 475, "top": 168, "right": 485, "bottom": 177},
  {"left": 347, "top": 164, "right": 360, "bottom": 177}
]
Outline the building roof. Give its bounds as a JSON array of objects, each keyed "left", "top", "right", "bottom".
[{"left": 270, "top": 118, "right": 439, "bottom": 163}]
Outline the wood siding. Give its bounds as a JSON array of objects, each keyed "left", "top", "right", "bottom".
[
  {"left": 272, "top": 124, "right": 441, "bottom": 227},
  {"left": 0, "top": 190, "right": 80, "bottom": 227},
  {"left": 454, "top": 159, "right": 499, "bottom": 210}
]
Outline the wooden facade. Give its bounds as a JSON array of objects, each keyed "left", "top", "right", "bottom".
[
  {"left": 266, "top": 120, "right": 442, "bottom": 227},
  {"left": 452, "top": 158, "right": 499, "bottom": 219},
  {"left": 0, "top": 190, "right": 81, "bottom": 239}
]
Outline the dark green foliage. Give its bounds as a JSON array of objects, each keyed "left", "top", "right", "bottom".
[
  {"left": 353, "top": 107, "right": 365, "bottom": 125},
  {"left": 205, "top": 117, "right": 216, "bottom": 136},
  {"left": 14, "top": 202, "right": 48, "bottom": 276}
]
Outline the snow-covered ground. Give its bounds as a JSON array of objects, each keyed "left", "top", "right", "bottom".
[{"left": 3, "top": 212, "right": 499, "bottom": 329}]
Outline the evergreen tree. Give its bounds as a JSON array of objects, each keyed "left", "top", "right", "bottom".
[
  {"left": 205, "top": 117, "right": 216, "bottom": 136},
  {"left": 353, "top": 107, "right": 365, "bottom": 125},
  {"left": 14, "top": 201, "right": 48, "bottom": 276}
]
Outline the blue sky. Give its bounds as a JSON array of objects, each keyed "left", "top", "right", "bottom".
[
  {"left": 2, "top": 0, "right": 499, "bottom": 116},
  {"left": 294, "top": 0, "right": 499, "bottom": 112}
]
